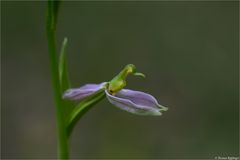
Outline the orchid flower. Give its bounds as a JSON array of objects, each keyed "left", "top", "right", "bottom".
[{"left": 63, "top": 64, "right": 168, "bottom": 116}]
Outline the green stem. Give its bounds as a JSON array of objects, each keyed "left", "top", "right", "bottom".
[{"left": 46, "top": 1, "right": 69, "bottom": 159}]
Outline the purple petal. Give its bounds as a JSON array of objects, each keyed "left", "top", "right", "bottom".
[
  {"left": 105, "top": 89, "right": 168, "bottom": 116},
  {"left": 63, "top": 82, "right": 106, "bottom": 101}
]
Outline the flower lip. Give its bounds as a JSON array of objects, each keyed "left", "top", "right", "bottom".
[{"left": 105, "top": 89, "right": 168, "bottom": 116}]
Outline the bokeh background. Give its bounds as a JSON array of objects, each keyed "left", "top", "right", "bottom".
[{"left": 2, "top": 1, "right": 239, "bottom": 159}]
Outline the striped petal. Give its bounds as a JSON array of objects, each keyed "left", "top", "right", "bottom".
[
  {"left": 63, "top": 82, "right": 106, "bottom": 101},
  {"left": 106, "top": 89, "right": 168, "bottom": 116}
]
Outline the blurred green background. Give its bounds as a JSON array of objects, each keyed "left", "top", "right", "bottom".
[{"left": 2, "top": 1, "right": 239, "bottom": 159}]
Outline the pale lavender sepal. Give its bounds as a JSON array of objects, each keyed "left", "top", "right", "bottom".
[
  {"left": 105, "top": 89, "right": 168, "bottom": 116},
  {"left": 63, "top": 82, "right": 106, "bottom": 101}
]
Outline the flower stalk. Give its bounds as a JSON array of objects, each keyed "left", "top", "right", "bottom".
[{"left": 46, "top": 1, "right": 69, "bottom": 159}]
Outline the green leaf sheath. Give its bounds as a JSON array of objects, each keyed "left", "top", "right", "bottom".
[
  {"left": 67, "top": 90, "right": 106, "bottom": 137},
  {"left": 59, "top": 37, "right": 70, "bottom": 93},
  {"left": 46, "top": 1, "right": 69, "bottom": 159},
  {"left": 59, "top": 38, "right": 75, "bottom": 121}
]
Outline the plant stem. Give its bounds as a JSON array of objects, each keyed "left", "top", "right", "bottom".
[{"left": 46, "top": 1, "right": 69, "bottom": 159}]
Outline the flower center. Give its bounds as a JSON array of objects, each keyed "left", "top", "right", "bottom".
[{"left": 107, "top": 64, "right": 145, "bottom": 95}]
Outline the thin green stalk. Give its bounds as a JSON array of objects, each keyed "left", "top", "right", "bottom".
[{"left": 46, "top": 1, "right": 69, "bottom": 159}]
